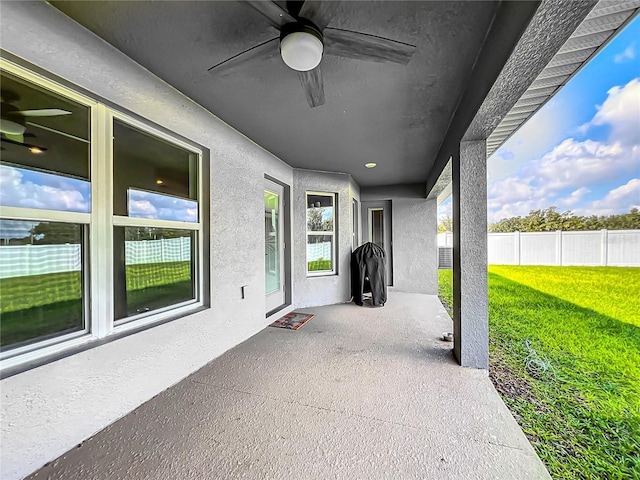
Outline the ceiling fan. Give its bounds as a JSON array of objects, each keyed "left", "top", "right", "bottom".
[
  {"left": 208, "top": 0, "right": 417, "bottom": 108},
  {"left": 1, "top": 90, "right": 71, "bottom": 145}
]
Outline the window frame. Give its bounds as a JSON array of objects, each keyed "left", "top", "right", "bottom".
[
  {"left": 109, "top": 112, "right": 204, "bottom": 330},
  {"left": 0, "top": 58, "right": 207, "bottom": 372},
  {"left": 306, "top": 191, "right": 337, "bottom": 277}
]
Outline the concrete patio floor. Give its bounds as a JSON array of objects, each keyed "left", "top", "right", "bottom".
[{"left": 27, "top": 292, "right": 550, "bottom": 479}]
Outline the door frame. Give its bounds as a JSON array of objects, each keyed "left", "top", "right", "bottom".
[
  {"left": 362, "top": 200, "right": 393, "bottom": 286},
  {"left": 264, "top": 176, "right": 291, "bottom": 316},
  {"left": 352, "top": 198, "right": 359, "bottom": 250}
]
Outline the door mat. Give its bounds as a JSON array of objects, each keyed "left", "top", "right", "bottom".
[{"left": 269, "top": 312, "right": 315, "bottom": 330}]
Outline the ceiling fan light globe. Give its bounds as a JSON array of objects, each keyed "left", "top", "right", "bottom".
[
  {"left": 281, "top": 31, "right": 323, "bottom": 71},
  {"left": 0, "top": 118, "right": 26, "bottom": 135}
]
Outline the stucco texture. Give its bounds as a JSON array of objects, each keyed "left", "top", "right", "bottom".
[
  {"left": 392, "top": 198, "right": 438, "bottom": 294},
  {"left": 292, "top": 169, "right": 355, "bottom": 308},
  {"left": 0, "top": 2, "right": 293, "bottom": 478},
  {"left": 361, "top": 185, "right": 438, "bottom": 295},
  {"left": 453, "top": 141, "right": 489, "bottom": 369}
]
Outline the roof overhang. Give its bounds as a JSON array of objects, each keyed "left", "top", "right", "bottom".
[
  {"left": 486, "top": 1, "right": 640, "bottom": 157},
  {"left": 427, "top": 0, "right": 639, "bottom": 202}
]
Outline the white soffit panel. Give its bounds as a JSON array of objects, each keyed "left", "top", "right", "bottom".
[{"left": 486, "top": 0, "right": 640, "bottom": 157}]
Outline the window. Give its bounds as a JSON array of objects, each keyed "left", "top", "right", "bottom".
[
  {"left": 0, "top": 59, "right": 206, "bottom": 370},
  {"left": 0, "top": 66, "right": 91, "bottom": 357},
  {"left": 306, "top": 192, "right": 336, "bottom": 275},
  {"left": 112, "top": 119, "right": 200, "bottom": 323}
]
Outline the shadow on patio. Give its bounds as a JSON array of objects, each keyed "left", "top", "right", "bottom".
[{"left": 28, "top": 293, "right": 550, "bottom": 479}]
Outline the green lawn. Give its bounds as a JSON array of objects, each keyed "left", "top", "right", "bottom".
[
  {"left": 438, "top": 266, "right": 640, "bottom": 479},
  {"left": 308, "top": 259, "right": 332, "bottom": 271}
]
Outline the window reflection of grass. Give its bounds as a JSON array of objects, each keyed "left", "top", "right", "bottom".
[
  {"left": 308, "top": 259, "right": 332, "bottom": 272},
  {"left": 0, "top": 272, "right": 82, "bottom": 313},
  {"left": 1, "top": 300, "right": 83, "bottom": 347},
  {"left": 126, "top": 280, "right": 193, "bottom": 315},
  {"left": 437, "top": 266, "right": 640, "bottom": 479},
  {"left": 125, "top": 261, "right": 191, "bottom": 290},
  {"left": 0, "top": 262, "right": 193, "bottom": 347}
]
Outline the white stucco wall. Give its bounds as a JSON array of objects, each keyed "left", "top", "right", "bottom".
[
  {"left": 0, "top": 3, "right": 295, "bottom": 479},
  {"left": 292, "top": 169, "right": 357, "bottom": 308},
  {"left": 391, "top": 197, "right": 438, "bottom": 294},
  {"left": 360, "top": 185, "right": 438, "bottom": 295}
]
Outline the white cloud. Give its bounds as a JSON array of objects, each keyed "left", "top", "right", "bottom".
[
  {"left": 129, "top": 200, "right": 158, "bottom": 218},
  {"left": 487, "top": 138, "right": 638, "bottom": 222},
  {"left": 523, "top": 138, "right": 638, "bottom": 193},
  {"left": 557, "top": 187, "right": 590, "bottom": 208},
  {"left": 0, "top": 165, "right": 90, "bottom": 213},
  {"left": 574, "top": 179, "right": 640, "bottom": 216},
  {"left": 614, "top": 43, "right": 636, "bottom": 63},
  {"left": 587, "top": 78, "right": 640, "bottom": 145},
  {"left": 128, "top": 189, "right": 198, "bottom": 222},
  {"left": 488, "top": 78, "right": 640, "bottom": 222}
]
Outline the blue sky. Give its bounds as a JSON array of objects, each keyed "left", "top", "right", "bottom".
[{"left": 441, "top": 15, "right": 640, "bottom": 223}]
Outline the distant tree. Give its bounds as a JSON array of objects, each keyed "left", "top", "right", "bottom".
[
  {"left": 488, "top": 216, "right": 523, "bottom": 233},
  {"left": 489, "top": 207, "right": 640, "bottom": 232},
  {"left": 438, "top": 215, "right": 453, "bottom": 233},
  {"left": 30, "top": 222, "right": 81, "bottom": 244},
  {"left": 307, "top": 206, "right": 333, "bottom": 232},
  {"left": 124, "top": 227, "right": 184, "bottom": 241}
]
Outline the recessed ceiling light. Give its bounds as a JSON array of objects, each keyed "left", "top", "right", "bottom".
[
  {"left": 28, "top": 146, "right": 44, "bottom": 154},
  {"left": 156, "top": 179, "right": 164, "bottom": 185},
  {"left": 365, "top": 163, "right": 377, "bottom": 168}
]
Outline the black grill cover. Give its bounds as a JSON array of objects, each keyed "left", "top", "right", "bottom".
[{"left": 351, "top": 242, "right": 387, "bottom": 307}]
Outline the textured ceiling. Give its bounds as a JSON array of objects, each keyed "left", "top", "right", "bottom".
[
  {"left": 51, "top": 1, "right": 503, "bottom": 187},
  {"left": 487, "top": 0, "right": 640, "bottom": 156}
]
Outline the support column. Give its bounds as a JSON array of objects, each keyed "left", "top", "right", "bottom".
[{"left": 452, "top": 140, "right": 488, "bottom": 369}]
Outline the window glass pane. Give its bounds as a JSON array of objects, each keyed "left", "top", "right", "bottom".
[
  {"left": 128, "top": 188, "right": 198, "bottom": 222},
  {"left": 0, "top": 164, "right": 90, "bottom": 213},
  {"left": 113, "top": 119, "right": 198, "bottom": 221},
  {"left": 114, "top": 226, "right": 196, "bottom": 320},
  {"left": 307, "top": 234, "right": 333, "bottom": 272},
  {"left": 307, "top": 194, "right": 334, "bottom": 232},
  {"left": 265, "top": 189, "right": 280, "bottom": 294},
  {"left": 0, "top": 219, "right": 85, "bottom": 350},
  {"left": 1, "top": 69, "right": 91, "bottom": 212},
  {"left": 371, "top": 209, "right": 384, "bottom": 248}
]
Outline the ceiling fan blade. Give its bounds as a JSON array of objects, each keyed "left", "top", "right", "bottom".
[
  {"left": 14, "top": 109, "right": 72, "bottom": 117},
  {"left": 208, "top": 37, "right": 279, "bottom": 74},
  {"left": 324, "top": 28, "right": 416, "bottom": 65},
  {"left": 298, "top": 0, "right": 342, "bottom": 30},
  {"left": 3, "top": 132, "right": 24, "bottom": 143},
  {"left": 1, "top": 137, "right": 47, "bottom": 151},
  {"left": 240, "top": 1, "right": 296, "bottom": 29},
  {"left": 297, "top": 67, "right": 325, "bottom": 108}
]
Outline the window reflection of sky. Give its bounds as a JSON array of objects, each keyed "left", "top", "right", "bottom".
[
  {"left": 0, "top": 164, "right": 197, "bottom": 225},
  {"left": 0, "top": 164, "right": 90, "bottom": 213},
  {"left": 128, "top": 189, "right": 198, "bottom": 223}
]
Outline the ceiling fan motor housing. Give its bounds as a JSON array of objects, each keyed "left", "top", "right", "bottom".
[{"left": 279, "top": 21, "right": 324, "bottom": 71}]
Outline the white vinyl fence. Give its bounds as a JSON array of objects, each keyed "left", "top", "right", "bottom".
[
  {"left": 438, "top": 229, "right": 640, "bottom": 267},
  {"left": 0, "top": 237, "right": 191, "bottom": 279},
  {"left": 307, "top": 241, "right": 332, "bottom": 262}
]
